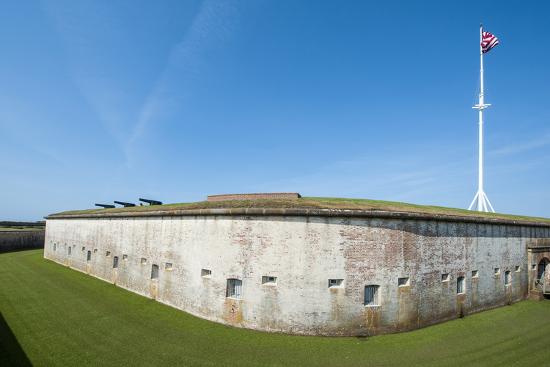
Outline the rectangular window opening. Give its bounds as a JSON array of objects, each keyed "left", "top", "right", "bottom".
[
  {"left": 122, "top": 254, "right": 128, "bottom": 261},
  {"left": 328, "top": 279, "right": 344, "bottom": 288},
  {"left": 68, "top": 246, "right": 71, "bottom": 256},
  {"left": 201, "top": 269, "right": 212, "bottom": 277},
  {"left": 113, "top": 256, "right": 119, "bottom": 269},
  {"left": 441, "top": 273, "right": 450, "bottom": 282},
  {"left": 141, "top": 257, "right": 147, "bottom": 265},
  {"left": 151, "top": 264, "right": 159, "bottom": 279},
  {"left": 515, "top": 265, "right": 521, "bottom": 272},
  {"left": 86, "top": 251, "right": 91, "bottom": 262},
  {"left": 364, "top": 285, "right": 380, "bottom": 306},
  {"left": 262, "top": 276, "right": 277, "bottom": 285},
  {"left": 165, "top": 262, "right": 173, "bottom": 271},
  {"left": 494, "top": 267, "right": 501, "bottom": 276},
  {"left": 472, "top": 270, "right": 479, "bottom": 278},
  {"left": 226, "top": 278, "right": 242, "bottom": 299},
  {"left": 457, "top": 276, "right": 465, "bottom": 294},
  {"left": 398, "top": 277, "right": 410, "bottom": 287},
  {"left": 53, "top": 243, "right": 57, "bottom": 251},
  {"left": 505, "top": 270, "right": 511, "bottom": 285}
]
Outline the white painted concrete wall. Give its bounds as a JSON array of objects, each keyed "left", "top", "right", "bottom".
[{"left": 44, "top": 216, "right": 547, "bottom": 335}]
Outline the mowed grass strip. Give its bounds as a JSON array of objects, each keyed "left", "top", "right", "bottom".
[{"left": 1, "top": 250, "right": 549, "bottom": 367}]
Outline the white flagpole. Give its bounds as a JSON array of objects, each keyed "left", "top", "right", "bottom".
[
  {"left": 478, "top": 23, "right": 485, "bottom": 211},
  {"left": 469, "top": 24, "right": 495, "bottom": 213}
]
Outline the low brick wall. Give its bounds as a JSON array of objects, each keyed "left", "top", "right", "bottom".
[
  {"left": 0, "top": 230, "right": 45, "bottom": 252},
  {"left": 207, "top": 193, "right": 301, "bottom": 201}
]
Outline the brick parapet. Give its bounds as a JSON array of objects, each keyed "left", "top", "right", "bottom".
[{"left": 207, "top": 193, "right": 301, "bottom": 201}]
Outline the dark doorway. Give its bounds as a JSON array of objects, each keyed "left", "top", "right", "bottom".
[
  {"left": 538, "top": 259, "right": 548, "bottom": 281},
  {"left": 151, "top": 264, "right": 159, "bottom": 279}
]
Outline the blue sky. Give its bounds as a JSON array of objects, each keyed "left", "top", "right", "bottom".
[{"left": 1, "top": 0, "right": 549, "bottom": 221}]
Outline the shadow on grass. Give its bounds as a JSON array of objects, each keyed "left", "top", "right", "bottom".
[
  {"left": 0, "top": 246, "right": 43, "bottom": 254},
  {"left": 0, "top": 312, "right": 32, "bottom": 367}
]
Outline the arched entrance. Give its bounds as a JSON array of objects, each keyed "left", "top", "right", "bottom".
[
  {"left": 536, "top": 258, "right": 550, "bottom": 296},
  {"left": 537, "top": 258, "right": 548, "bottom": 281},
  {"left": 527, "top": 246, "right": 550, "bottom": 300}
]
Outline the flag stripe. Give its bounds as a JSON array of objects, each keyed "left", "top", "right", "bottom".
[{"left": 481, "top": 31, "right": 499, "bottom": 53}]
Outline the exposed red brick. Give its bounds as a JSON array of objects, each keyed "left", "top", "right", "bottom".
[{"left": 207, "top": 193, "right": 301, "bottom": 201}]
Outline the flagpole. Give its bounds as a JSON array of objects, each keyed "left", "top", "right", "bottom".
[
  {"left": 469, "top": 23, "right": 495, "bottom": 213},
  {"left": 479, "top": 24, "right": 485, "bottom": 211}
]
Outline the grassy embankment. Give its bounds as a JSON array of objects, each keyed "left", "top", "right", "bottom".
[
  {"left": 1, "top": 249, "right": 549, "bottom": 367},
  {"left": 0, "top": 221, "right": 45, "bottom": 232},
  {"left": 0, "top": 227, "right": 44, "bottom": 232},
  {"left": 51, "top": 196, "right": 550, "bottom": 224}
]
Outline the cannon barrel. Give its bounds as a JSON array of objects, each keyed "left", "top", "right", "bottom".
[
  {"left": 114, "top": 201, "right": 136, "bottom": 207},
  {"left": 95, "top": 203, "right": 115, "bottom": 209},
  {"left": 139, "top": 198, "right": 163, "bottom": 206}
]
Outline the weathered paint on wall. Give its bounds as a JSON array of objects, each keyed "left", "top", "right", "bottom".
[{"left": 44, "top": 215, "right": 548, "bottom": 336}]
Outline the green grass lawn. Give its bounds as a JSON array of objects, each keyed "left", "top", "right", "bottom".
[
  {"left": 1, "top": 250, "right": 549, "bottom": 367},
  {"left": 52, "top": 196, "right": 550, "bottom": 224},
  {"left": 0, "top": 227, "right": 44, "bottom": 232}
]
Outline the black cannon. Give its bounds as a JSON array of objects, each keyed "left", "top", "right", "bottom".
[
  {"left": 139, "top": 198, "right": 163, "bottom": 206},
  {"left": 114, "top": 201, "right": 136, "bottom": 207},
  {"left": 95, "top": 203, "right": 115, "bottom": 209}
]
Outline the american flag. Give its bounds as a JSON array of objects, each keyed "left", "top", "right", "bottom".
[{"left": 481, "top": 31, "right": 499, "bottom": 53}]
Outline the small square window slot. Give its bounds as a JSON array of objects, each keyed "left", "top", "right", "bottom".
[
  {"left": 441, "top": 273, "right": 450, "bottom": 282},
  {"left": 262, "top": 276, "right": 277, "bottom": 285},
  {"left": 398, "top": 277, "right": 410, "bottom": 287},
  {"left": 201, "top": 269, "right": 212, "bottom": 277},
  {"left": 328, "top": 279, "right": 344, "bottom": 288},
  {"left": 165, "top": 262, "right": 173, "bottom": 271},
  {"left": 472, "top": 270, "right": 479, "bottom": 278}
]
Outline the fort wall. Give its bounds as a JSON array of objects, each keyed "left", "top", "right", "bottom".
[
  {"left": 44, "top": 212, "right": 549, "bottom": 336},
  {"left": 1, "top": 230, "right": 45, "bottom": 252}
]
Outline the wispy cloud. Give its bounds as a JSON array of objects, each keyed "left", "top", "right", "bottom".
[
  {"left": 124, "top": 0, "right": 240, "bottom": 166},
  {"left": 489, "top": 132, "right": 550, "bottom": 156},
  {"left": 248, "top": 147, "right": 474, "bottom": 206},
  {"left": 42, "top": 0, "right": 241, "bottom": 166}
]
